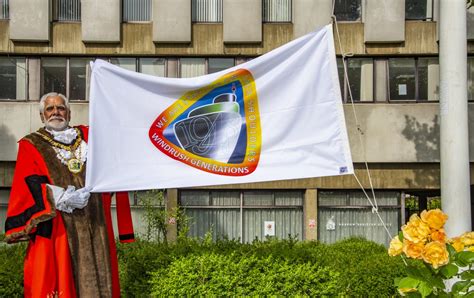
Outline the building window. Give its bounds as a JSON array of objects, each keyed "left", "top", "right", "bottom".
[
  {"left": 208, "top": 58, "right": 234, "bottom": 74},
  {"left": 41, "top": 57, "right": 93, "bottom": 101},
  {"left": 41, "top": 58, "right": 67, "bottom": 98},
  {"left": 318, "top": 191, "right": 401, "bottom": 247},
  {"left": 0, "top": 57, "right": 27, "bottom": 100},
  {"left": 69, "top": 58, "right": 91, "bottom": 101},
  {"left": 192, "top": 0, "right": 222, "bottom": 23},
  {"left": 180, "top": 58, "right": 206, "bottom": 78},
  {"left": 262, "top": 0, "right": 292, "bottom": 23},
  {"left": 123, "top": 0, "right": 152, "bottom": 22},
  {"left": 405, "top": 0, "right": 433, "bottom": 20},
  {"left": 110, "top": 57, "right": 137, "bottom": 72},
  {"left": 334, "top": 0, "right": 361, "bottom": 22},
  {"left": 180, "top": 190, "right": 304, "bottom": 242},
  {"left": 180, "top": 58, "right": 235, "bottom": 77},
  {"left": 388, "top": 57, "right": 439, "bottom": 101},
  {"left": 0, "top": 188, "right": 10, "bottom": 233},
  {"left": 139, "top": 58, "right": 166, "bottom": 77},
  {"left": 338, "top": 58, "right": 374, "bottom": 102},
  {"left": 468, "top": 57, "right": 474, "bottom": 101},
  {"left": 0, "top": 0, "right": 8, "bottom": 19},
  {"left": 53, "top": 0, "right": 81, "bottom": 22}
]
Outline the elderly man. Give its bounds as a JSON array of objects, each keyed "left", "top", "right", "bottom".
[{"left": 4, "top": 92, "right": 134, "bottom": 298}]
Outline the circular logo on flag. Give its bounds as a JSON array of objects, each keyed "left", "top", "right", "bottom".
[{"left": 149, "top": 69, "right": 261, "bottom": 176}]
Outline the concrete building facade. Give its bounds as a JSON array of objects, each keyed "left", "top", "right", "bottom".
[{"left": 0, "top": 0, "right": 473, "bottom": 246}]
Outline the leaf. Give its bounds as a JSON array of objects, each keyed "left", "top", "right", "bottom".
[
  {"left": 460, "top": 269, "right": 474, "bottom": 280},
  {"left": 447, "top": 244, "right": 457, "bottom": 261},
  {"left": 451, "top": 280, "right": 470, "bottom": 294},
  {"left": 405, "top": 292, "right": 422, "bottom": 298},
  {"left": 428, "top": 275, "right": 445, "bottom": 290},
  {"left": 399, "top": 231, "right": 404, "bottom": 242},
  {"left": 437, "top": 291, "right": 451, "bottom": 298},
  {"left": 463, "top": 291, "right": 474, "bottom": 298},
  {"left": 440, "top": 263, "right": 459, "bottom": 279},
  {"left": 419, "top": 264, "right": 435, "bottom": 279},
  {"left": 398, "top": 277, "right": 421, "bottom": 289},
  {"left": 407, "top": 266, "right": 425, "bottom": 280},
  {"left": 418, "top": 281, "right": 433, "bottom": 297},
  {"left": 457, "top": 251, "right": 474, "bottom": 265}
]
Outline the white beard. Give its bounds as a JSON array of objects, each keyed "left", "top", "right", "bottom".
[{"left": 45, "top": 116, "right": 69, "bottom": 131}]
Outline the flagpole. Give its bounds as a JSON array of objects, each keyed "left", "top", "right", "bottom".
[{"left": 439, "top": 0, "right": 471, "bottom": 236}]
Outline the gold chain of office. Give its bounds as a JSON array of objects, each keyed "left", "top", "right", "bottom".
[{"left": 34, "top": 128, "right": 84, "bottom": 173}]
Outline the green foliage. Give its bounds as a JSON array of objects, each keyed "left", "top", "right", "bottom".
[
  {"left": 427, "top": 197, "right": 441, "bottom": 210},
  {"left": 137, "top": 189, "right": 168, "bottom": 242},
  {"left": 149, "top": 253, "right": 340, "bottom": 296},
  {"left": 116, "top": 239, "right": 172, "bottom": 297},
  {"left": 316, "top": 237, "right": 407, "bottom": 296},
  {"left": 0, "top": 241, "right": 27, "bottom": 297},
  {"left": 2, "top": 235, "right": 407, "bottom": 297},
  {"left": 119, "top": 237, "right": 407, "bottom": 297},
  {"left": 138, "top": 189, "right": 189, "bottom": 243}
]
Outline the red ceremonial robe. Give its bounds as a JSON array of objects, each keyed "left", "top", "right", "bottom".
[{"left": 4, "top": 125, "right": 134, "bottom": 298}]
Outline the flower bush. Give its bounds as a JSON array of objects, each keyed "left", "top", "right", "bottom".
[{"left": 389, "top": 209, "right": 474, "bottom": 297}]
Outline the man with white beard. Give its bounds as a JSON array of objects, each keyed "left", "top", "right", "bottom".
[{"left": 4, "top": 92, "right": 134, "bottom": 298}]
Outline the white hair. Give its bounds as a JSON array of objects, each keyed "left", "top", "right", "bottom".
[{"left": 39, "top": 92, "right": 70, "bottom": 114}]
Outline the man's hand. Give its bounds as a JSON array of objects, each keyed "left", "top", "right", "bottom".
[
  {"left": 68, "top": 187, "right": 91, "bottom": 209},
  {"left": 47, "top": 185, "right": 91, "bottom": 213}
]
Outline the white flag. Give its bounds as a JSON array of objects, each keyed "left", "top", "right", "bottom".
[{"left": 86, "top": 24, "right": 353, "bottom": 192}]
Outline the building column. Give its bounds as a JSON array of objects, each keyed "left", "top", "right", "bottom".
[
  {"left": 166, "top": 188, "right": 178, "bottom": 242},
  {"left": 304, "top": 188, "right": 317, "bottom": 240},
  {"left": 439, "top": 0, "right": 471, "bottom": 236}
]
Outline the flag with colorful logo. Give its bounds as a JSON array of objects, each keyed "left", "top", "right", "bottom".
[{"left": 86, "top": 24, "right": 353, "bottom": 192}]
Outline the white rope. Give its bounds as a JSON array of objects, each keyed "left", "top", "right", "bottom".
[
  {"left": 352, "top": 174, "right": 393, "bottom": 239},
  {"left": 330, "top": 13, "right": 394, "bottom": 241}
]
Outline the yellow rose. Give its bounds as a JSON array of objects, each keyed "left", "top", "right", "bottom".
[
  {"left": 431, "top": 228, "right": 447, "bottom": 243},
  {"left": 422, "top": 241, "right": 449, "bottom": 269},
  {"left": 402, "top": 214, "right": 431, "bottom": 243},
  {"left": 467, "top": 246, "right": 474, "bottom": 252},
  {"left": 420, "top": 209, "right": 448, "bottom": 230},
  {"left": 403, "top": 240, "right": 425, "bottom": 259},
  {"left": 388, "top": 236, "right": 403, "bottom": 256},
  {"left": 449, "top": 237, "right": 465, "bottom": 252},
  {"left": 461, "top": 232, "right": 474, "bottom": 246}
]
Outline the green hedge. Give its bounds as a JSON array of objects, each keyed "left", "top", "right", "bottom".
[
  {"left": 0, "top": 236, "right": 408, "bottom": 297},
  {"left": 150, "top": 253, "right": 340, "bottom": 296},
  {"left": 117, "top": 237, "right": 408, "bottom": 297},
  {"left": 0, "top": 241, "right": 26, "bottom": 297}
]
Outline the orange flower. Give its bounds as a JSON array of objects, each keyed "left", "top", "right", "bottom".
[
  {"left": 431, "top": 228, "right": 447, "bottom": 243},
  {"left": 388, "top": 236, "right": 403, "bottom": 256},
  {"left": 420, "top": 209, "right": 448, "bottom": 230},
  {"left": 402, "top": 214, "right": 431, "bottom": 243},
  {"left": 449, "top": 237, "right": 465, "bottom": 252},
  {"left": 403, "top": 240, "right": 425, "bottom": 259},
  {"left": 422, "top": 241, "right": 449, "bottom": 269},
  {"left": 461, "top": 232, "right": 474, "bottom": 246}
]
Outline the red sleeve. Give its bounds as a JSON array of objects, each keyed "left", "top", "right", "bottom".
[{"left": 4, "top": 140, "right": 56, "bottom": 243}]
